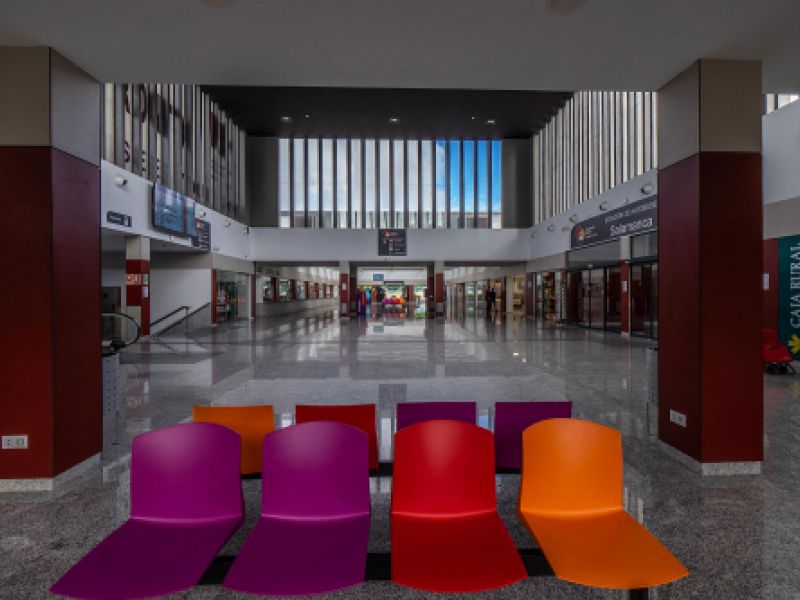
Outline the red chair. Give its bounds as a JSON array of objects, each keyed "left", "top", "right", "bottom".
[
  {"left": 295, "top": 404, "right": 379, "bottom": 470},
  {"left": 763, "top": 329, "right": 795, "bottom": 374},
  {"left": 391, "top": 420, "right": 527, "bottom": 592}
]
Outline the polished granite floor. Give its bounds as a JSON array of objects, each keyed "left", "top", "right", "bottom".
[{"left": 2, "top": 308, "right": 799, "bottom": 599}]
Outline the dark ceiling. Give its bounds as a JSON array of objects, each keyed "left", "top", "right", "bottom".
[{"left": 203, "top": 86, "right": 572, "bottom": 139}]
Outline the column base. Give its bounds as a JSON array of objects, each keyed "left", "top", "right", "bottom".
[
  {"left": 0, "top": 453, "right": 100, "bottom": 492},
  {"left": 659, "top": 441, "right": 761, "bottom": 476}
]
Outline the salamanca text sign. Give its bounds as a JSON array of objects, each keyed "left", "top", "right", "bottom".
[{"left": 571, "top": 195, "right": 657, "bottom": 249}]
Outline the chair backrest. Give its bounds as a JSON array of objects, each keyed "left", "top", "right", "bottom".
[
  {"left": 494, "top": 401, "right": 572, "bottom": 469},
  {"left": 396, "top": 402, "right": 476, "bottom": 431},
  {"left": 130, "top": 422, "right": 243, "bottom": 522},
  {"left": 192, "top": 404, "right": 275, "bottom": 433},
  {"left": 295, "top": 403, "right": 378, "bottom": 469},
  {"left": 519, "top": 418, "right": 622, "bottom": 515},
  {"left": 392, "top": 420, "right": 496, "bottom": 515},
  {"left": 763, "top": 328, "right": 779, "bottom": 346},
  {"left": 261, "top": 421, "right": 369, "bottom": 518}
]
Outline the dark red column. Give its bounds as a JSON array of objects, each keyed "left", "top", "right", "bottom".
[
  {"left": 620, "top": 263, "right": 630, "bottom": 334},
  {"left": 0, "top": 147, "right": 100, "bottom": 480},
  {"left": 657, "top": 60, "right": 763, "bottom": 469}
]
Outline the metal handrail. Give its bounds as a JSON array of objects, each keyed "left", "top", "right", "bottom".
[
  {"left": 150, "top": 305, "right": 190, "bottom": 328},
  {"left": 155, "top": 302, "right": 212, "bottom": 336},
  {"left": 101, "top": 312, "right": 141, "bottom": 353}
]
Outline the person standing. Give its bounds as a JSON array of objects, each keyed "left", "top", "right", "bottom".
[{"left": 486, "top": 287, "right": 496, "bottom": 317}]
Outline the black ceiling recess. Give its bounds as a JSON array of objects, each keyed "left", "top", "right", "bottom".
[{"left": 203, "top": 86, "right": 572, "bottom": 139}]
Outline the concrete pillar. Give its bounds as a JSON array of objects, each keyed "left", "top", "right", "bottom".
[
  {"left": 0, "top": 48, "right": 101, "bottom": 486},
  {"left": 657, "top": 59, "right": 763, "bottom": 474},
  {"left": 125, "top": 236, "right": 151, "bottom": 335},
  {"left": 339, "top": 261, "right": 350, "bottom": 317}
]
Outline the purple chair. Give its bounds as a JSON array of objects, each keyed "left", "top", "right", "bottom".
[
  {"left": 223, "top": 421, "right": 370, "bottom": 595},
  {"left": 396, "top": 401, "right": 477, "bottom": 431},
  {"left": 51, "top": 422, "right": 244, "bottom": 599},
  {"left": 494, "top": 401, "right": 572, "bottom": 469}
]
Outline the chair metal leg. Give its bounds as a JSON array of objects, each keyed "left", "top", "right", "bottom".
[{"left": 628, "top": 589, "right": 650, "bottom": 600}]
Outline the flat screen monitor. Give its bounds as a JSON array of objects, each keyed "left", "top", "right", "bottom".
[{"left": 152, "top": 183, "right": 186, "bottom": 235}]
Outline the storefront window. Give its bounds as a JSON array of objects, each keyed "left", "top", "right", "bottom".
[
  {"left": 216, "top": 271, "right": 250, "bottom": 322},
  {"left": 278, "top": 279, "right": 291, "bottom": 301}
]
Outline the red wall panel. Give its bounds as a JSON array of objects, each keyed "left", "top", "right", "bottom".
[
  {"left": 699, "top": 152, "right": 763, "bottom": 462},
  {"left": 658, "top": 154, "right": 703, "bottom": 459},
  {"left": 763, "top": 238, "right": 779, "bottom": 331},
  {"left": 51, "top": 149, "right": 101, "bottom": 475},
  {"left": 620, "top": 262, "right": 630, "bottom": 333},
  {"left": 658, "top": 152, "right": 763, "bottom": 464},
  {"left": 0, "top": 148, "right": 55, "bottom": 478}
]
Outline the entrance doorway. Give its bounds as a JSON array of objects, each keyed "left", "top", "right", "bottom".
[{"left": 576, "top": 268, "right": 605, "bottom": 329}]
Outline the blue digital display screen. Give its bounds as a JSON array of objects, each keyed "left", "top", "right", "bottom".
[
  {"left": 184, "top": 199, "right": 197, "bottom": 236},
  {"left": 152, "top": 183, "right": 192, "bottom": 236}
]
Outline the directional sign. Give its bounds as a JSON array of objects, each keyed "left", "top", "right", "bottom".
[{"left": 378, "top": 229, "right": 407, "bottom": 256}]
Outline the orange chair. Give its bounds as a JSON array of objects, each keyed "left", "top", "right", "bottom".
[
  {"left": 518, "top": 418, "right": 687, "bottom": 590},
  {"left": 295, "top": 404, "right": 379, "bottom": 470},
  {"left": 192, "top": 405, "right": 275, "bottom": 474}
]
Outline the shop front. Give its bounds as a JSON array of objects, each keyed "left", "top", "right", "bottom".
[
  {"left": 216, "top": 270, "right": 250, "bottom": 322},
  {"left": 629, "top": 232, "right": 658, "bottom": 338}
]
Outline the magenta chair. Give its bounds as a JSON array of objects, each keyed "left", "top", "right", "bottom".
[
  {"left": 223, "top": 421, "right": 371, "bottom": 595},
  {"left": 51, "top": 422, "right": 244, "bottom": 599},
  {"left": 494, "top": 401, "right": 572, "bottom": 469},
  {"left": 396, "top": 401, "right": 477, "bottom": 430}
]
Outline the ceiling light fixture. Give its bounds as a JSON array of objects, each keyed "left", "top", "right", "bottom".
[
  {"left": 598, "top": 201, "right": 610, "bottom": 211},
  {"left": 304, "top": 114, "right": 310, "bottom": 119},
  {"left": 569, "top": 214, "right": 579, "bottom": 223},
  {"left": 280, "top": 116, "right": 292, "bottom": 123},
  {"left": 389, "top": 117, "right": 399, "bottom": 124},
  {"left": 547, "top": 224, "right": 556, "bottom": 232},
  {"left": 640, "top": 182, "right": 655, "bottom": 195},
  {"left": 485, "top": 119, "right": 496, "bottom": 125}
]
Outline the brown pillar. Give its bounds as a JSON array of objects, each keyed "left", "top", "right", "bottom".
[
  {"left": 658, "top": 59, "right": 763, "bottom": 473},
  {"left": 0, "top": 48, "right": 101, "bottom": 485}
]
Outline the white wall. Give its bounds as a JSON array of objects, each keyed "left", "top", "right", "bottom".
[
  {"left": 527, "top": 171, "right": 657, "bottom": 260},
  {"left": 149, "top": 254, "right": 212, "bottom": 334},
  {"left": 247, "top": 227, "right": 530, "bottom": 262},
  {"left": 101, "top": 161, "right": 252, "bottom": 261},
  {"left": 101, "top": 252, "right": 126, "bottom": 306},
  {"left": 763, "top": 100, "right": 800, "bottom": 206}
]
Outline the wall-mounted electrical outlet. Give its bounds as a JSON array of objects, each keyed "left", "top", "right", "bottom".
[
  {"left": 669, "top": 410, "right": 687, "bottom": 428},
  {"left": 1, "top": 435, "right": 28, "bottom": 449}
]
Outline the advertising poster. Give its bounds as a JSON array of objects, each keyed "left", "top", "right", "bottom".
[{"left": 778, "top": 235, "right": 800, "bottom": 358}]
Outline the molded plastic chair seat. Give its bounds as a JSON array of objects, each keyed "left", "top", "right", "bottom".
[
  {"left": 762, "top": 328, "right": 793, "bottom": 364},
  {"left": 494, "top": 401, "right": 572, "bottom": 469},
  {"left": 392, "top": 510, "right": 524, "bottom": 592},
  {"left": 223, "top": 421, "right": 370, "bottom": 596},
  {"left": 396, "top": 401, "right": 476, "bottom": 430},
  {"left": 295, "top": 403, "right": 378, "bottom": 470},
  {"left": 523, "top": 511, "right": 686, "bottom": 589},
  {"left": 51, "top": 422, "right": 244, "bottom": 599},
  {"left": 519, "top": 418, "right": 687, "bottom": 590},
  {"left": 192, "top": 404, "right": 275, "bottom": 474},
  {"left": 391, "top": 420, "right": 526, "bottom": 592}
]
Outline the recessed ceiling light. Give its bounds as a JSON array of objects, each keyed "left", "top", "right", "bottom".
[
  {"left": 485, "top": 119, "right": 496, "bottom": 125},
  {"left": 304, "top": 114, "right": 310, "bottom": 119},
  {"left": 389, "top": 117, "right": 399, "bottom": 124},
  {"left": 471, "top": 116, "right": 476, "bottom": 120},
  {"left": 280, "top": 116, "right": 292, "bottom": 123}
]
